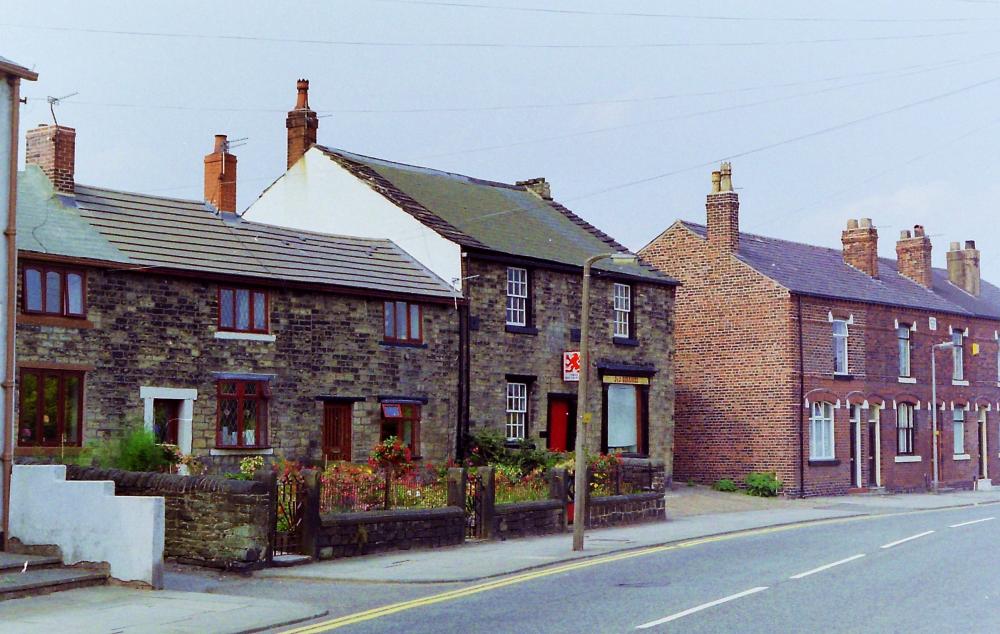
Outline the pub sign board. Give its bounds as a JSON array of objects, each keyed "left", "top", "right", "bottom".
[{"left": 563, "top": 351, "right": 580, "bottom": 382}]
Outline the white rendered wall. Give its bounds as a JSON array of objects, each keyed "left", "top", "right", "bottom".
[
  {"left": 0, "top": 78, "right": 12, "bottom": 533},
  {"left": 245, "top": 149, "right": 464, "bottom": 292},
  {"left": 10, "top": 465, "right": 165, "bottom": 588}
]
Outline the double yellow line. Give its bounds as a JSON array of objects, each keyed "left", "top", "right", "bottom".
[{"left": 280, "top": 517, "right": 863, "bottom": 633}]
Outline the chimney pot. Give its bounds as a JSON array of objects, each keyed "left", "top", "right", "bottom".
[
  {"left": 286, "top": 78, "right": 318, "bottom": 169},
  {"left": 516, "top": 177, "right": 552, "bottom": 200},
  {"left": 719, "top": 162, "right": 733, "bottom": 192},
  {"left": 966, "top": 240, "right": 976, "bottom": 250},
  {"left": 913, "top": 225, "right": 925, "bottom": 237},
  {"left": 859, "top": 217, "right": 873, "bottom": 229},
  {"left": 950, "top": 241, "right": 961, "bottom": 251},
  {"left": 25, "top": 124, "right": 76, "bottom": 194},
  {"left": 710, "top": 171, "right": 721, "bottom": 194},
  {"left": 847, "top": 219, "right": 859, "bottom": 230}
]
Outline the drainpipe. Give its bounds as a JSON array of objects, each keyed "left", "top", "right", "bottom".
[
  {"left": 2, "top": 76, "right": 20, "bottom": 548},
  {"left": 455, "top": 300, "right": 470, "bottom": 460},
  {"left": 796, "top": 295, "right": 806, "bottom": 498}
]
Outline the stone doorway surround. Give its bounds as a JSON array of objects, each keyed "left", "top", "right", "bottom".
[{"left": 140, "top": 387, "right": 197, "bottom": 462}]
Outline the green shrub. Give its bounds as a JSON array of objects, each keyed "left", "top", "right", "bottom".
[
  {"left": 745, "top": 471, "right": 782, "bottom": 497},
  {"left": 117, "top": 426, "right": 171, "bottom": 472},
  {"left": 712, "top": 478, "right": 738, "bottom": 492}
]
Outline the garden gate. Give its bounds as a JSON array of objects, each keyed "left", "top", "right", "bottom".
[
  {"left": 272, "top": 470, "right": 307, "bottom": 557},
  {"left": 465, "top": 470, "right": 486, "bottom": 539}
]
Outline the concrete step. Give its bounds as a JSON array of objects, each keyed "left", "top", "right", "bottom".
[
  {"left": 0, "top": 567, "right": 108, "bottom": 601},
  {"left": 0, "top": 552, "right": 62, "bottom": 573}
]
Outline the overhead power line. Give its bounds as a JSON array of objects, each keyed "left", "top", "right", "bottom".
[
  {"left": 1, "top": 22, "right": 996, "bottom": 49},
  {"left": 374, "top": 0, "right": 1000, "bottom": 23}
]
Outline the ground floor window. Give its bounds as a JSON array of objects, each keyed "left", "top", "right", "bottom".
[
  {"left": 217, "top": 380, "right": 269, "bottom": 448},
  {"left": 603, "top": 377, "right": 649, "bottom": 455},
  {"left": 810, "top": 402, "right": 835, "bottom": 460},
  {"left": 153, "top": 399, "right": 181, "bottom": 445},
  {"left": 897, "top": 403, "right": 915, "bottom": 455},
  {"left": 506, "top": 382, "right": 528, "bottom": 440},
  {"left": 953, "top": 407, "right": 965, "bottom": 455},
  {"left": 381, "top": 402, "right": 421, "bottom": 456},
  {"left": 17, "top": 368, "right": 83, "bottom": 447}
]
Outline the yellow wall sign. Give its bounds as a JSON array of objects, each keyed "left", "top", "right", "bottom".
[
  {"left": 972, "top": 342, "right": 980, "bottom": 356},
  {"left": 602, "top": 375, "right": 649, "bottom": 385}
]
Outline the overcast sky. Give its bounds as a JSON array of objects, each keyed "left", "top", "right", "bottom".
[{"left": 5, "top": 1, "right": 1000, "bottom": 280}]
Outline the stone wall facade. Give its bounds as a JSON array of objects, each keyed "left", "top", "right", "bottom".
[
  {"left": 493, "top": 499, "right": 564, "bottom": 539},
  {"left": 462, "top": 255, "right": 676, "bottom": 469},
  {"left": 65, "top": 465, "right": 269, "bottom": 569},
  {"left": 585, "top": 492, "right": 666, "bottom": 528},
  {"left": 15, "top": 260, "right": 460, "bottom": 470}
]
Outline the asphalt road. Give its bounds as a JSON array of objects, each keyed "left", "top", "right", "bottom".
[{"left": 282, "top": 503, "right": 1000, "bottom": 633}]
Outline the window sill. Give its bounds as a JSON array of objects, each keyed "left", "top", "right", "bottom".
[
  {"left": 18, "top": 314, "right": 94, "bottom": 329},
  {"left": 952, "top": 379, "right": 970, "bottom": 387},
  {"left": 612, "top": 337, "right": 639, "bottom": 347},
  {"left": 832, "top": 374, "right": 853, "bottom": 381},
  {"left": 15, "top": 446, "right": 84, "bottom": 457},
  {"left": 897, "top": 377, "right": 917, "bottom": 384},
  {"left": 214, "top": 331, "right": 276, "bottom": 343},
  {"left": 505, "top": 325, "right": 538, "bottom": 335},
  {"left": 808, "top": 459, "right": 840, "bottom": 466},
  {"left": 210, "top": 447, "right": 274, "bottom": 456},
  {"left": 379, "top": 340, "right": 428, "bottom": 349},
  {"left": 953, "top": 454, "right": 971, "bottom": 461},
  {"left": 895, "top": 455, "right": 922, "bottom": 463}
]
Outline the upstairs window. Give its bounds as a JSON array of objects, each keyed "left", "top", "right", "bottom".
[
  {"left": 809, "top": 401, "right": 835, "bottom": 460},
  {"left": 216, "top": 380, "right": 269, "bottom": 448},
  {"left": 384, "top": 301, "right": 422, "bottom": 344},
  {"left": 897, "top": 325, "right": 911, "bottom": 378},
  {"left": 219, "top": 287, "right": 268, "bottom": 333},
  {"left": 897, "top": 403, "right": 915, "bottom": 455},
  {"left": 952, "top": 331, "right": 964, "bottom": 380},
  {"left": 832, "top": 319, "right": 849, "bottom": 374},
  {"left": 613, "top": 283, "right": 632, "bottom": 338},
  {"left": 23, "top": 265, "right": 85, "bottom": 318},
  {"left": 506, "top": 382, "right": 528, "bottom": 440},
  {"left": 506, "top": 267, "right": 528, "bottom": 327}
]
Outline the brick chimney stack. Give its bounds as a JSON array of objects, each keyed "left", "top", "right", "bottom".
[
  {"left": 841, "top": 217, "right": 879, "bottom": 278},
  {"left": 706, "top": 162, "right": 739, "bottom": 254},
  {"left": 204, "top": 134, "right": 238, "bottom": 213},
  {"left": 896, "top": 225, "right": 933, "bottom": 288},
  {"left": 25, "top": 124, "right": 76, "bottom": 194},
  {"left": 517, "top": 177, "right": 552, "bottom": 200},
  {"left": 947, "top": 240, "right": 981, "bottom": 296},
  {"left": 286, "top": 78, "right": 318, "bottom": 169}
]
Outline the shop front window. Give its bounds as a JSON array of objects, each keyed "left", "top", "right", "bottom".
[{"left": 603, "top": 378, "right": 649, "bottom": 455}]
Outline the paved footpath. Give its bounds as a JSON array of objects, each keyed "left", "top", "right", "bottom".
[{"left": 259, "top": 488, "right": 1000, "bottom": 584}]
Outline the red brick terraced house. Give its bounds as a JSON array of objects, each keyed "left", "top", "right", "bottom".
[
  {"left": 641, "top": 163, "right": 1000, "bottom": 496},
  {"left": 14, "top": 123, "right": 461, "bottom": 471},
  {"left": 246, "top": 80, "right": 678, "bottom": 469}
]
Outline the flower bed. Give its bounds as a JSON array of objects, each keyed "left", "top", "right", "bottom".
[
  {"left": 494, "top": 466, "right": 549, "bottom": 504},
  {"left": 319, "top": 462, "right": 448, "bottom": 514}
]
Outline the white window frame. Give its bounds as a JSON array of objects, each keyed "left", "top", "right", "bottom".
[
  {"left": 953, "top": 407, "right": 965, "bottom": 455},
  {"left": 810, "top": 402, "right": 835, "bottom": 460},
  {"left": 897, "top": 325, "right": 911, "bottom": 378},
  {"left": 505, "top": 267, "right": 528, "bottom": 327},
  {"left": 505, "top": 382, "right": 527, "bottom": 440},
  {"left": 832, "top": 319, "right": 849, "bottom": 375},
  {"left": 952, "top": 331, "right": 964, "bottom": 381},
  {"left": 897, "top": 403, "right": 915, "bottom": 455},
  {"left": 613, "top": 283, "right": 631, "bottom": 339}
]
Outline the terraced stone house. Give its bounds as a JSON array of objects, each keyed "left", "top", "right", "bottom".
[
  {"left": 642, "top": 163, "right": 1000, "bottom": 496},
  {"left": 14, "top": 123, "right": 461, "bottom": 470},
  {"left": 246, "top": 81, "right": 678, "bottom": 468}
]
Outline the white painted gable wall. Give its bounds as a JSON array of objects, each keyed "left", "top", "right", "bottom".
[{"left": 245, "top": 148, "right": 464, "bottom": 293}]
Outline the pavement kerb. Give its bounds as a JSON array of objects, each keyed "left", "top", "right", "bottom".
[
  {"left": 266, "top": 495, "right": 1000, "bottom": 586},
  {"left": 238, "top": 609, "right": 331, "bottom": 634}
]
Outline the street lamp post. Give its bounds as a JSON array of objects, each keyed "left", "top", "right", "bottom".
[
  {"left": 573, "top": 252, "right": 636, "bottom": 551},
  {"left": 930, "top": 341, "right": 955, "bottom": 490}
]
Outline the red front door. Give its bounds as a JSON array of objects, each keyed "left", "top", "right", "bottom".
[
  {"left": 547, "top": 396, "right": 576, "bottom": 452},
  {"left": 323, "top": 403, "right": 353, "bottom": 462}
]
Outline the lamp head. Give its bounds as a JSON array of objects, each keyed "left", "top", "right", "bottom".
[{"left": 610, "top": 252, "right": 638, "bottom": 265}]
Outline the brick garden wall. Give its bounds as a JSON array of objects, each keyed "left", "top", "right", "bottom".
[
  {"left": 585, "top": 492, "right": 665, "bottom": 528},
  {"left": 462, "top": 256, "right": 676, "bottom": 470},
  {"left": 65, "top": 466, "right": 270, "bottom": 569},
  {"left": 16, "top": 262, "right": 460, "bottom": 469},
  {"left": 315, "top": 507, "right": 465, "bottom": 559}
]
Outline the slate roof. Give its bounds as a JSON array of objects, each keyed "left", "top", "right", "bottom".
[
  {"left": 16, "top": 167, "right": 459, "bottom": 300},
  {"left": 317, "top": 147, "right": 675, "bottom": 285},
  {"left": 680, "top": 221, "right": 1000, "bottom": 319}
]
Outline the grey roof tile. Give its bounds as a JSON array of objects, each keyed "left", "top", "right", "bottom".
[{"left": 681, "top": 221, "right": 1000, "bottom": 319}]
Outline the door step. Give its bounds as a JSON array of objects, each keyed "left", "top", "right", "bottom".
[
  {"left": 976, "top": 478, "right": 993, "bottom": 491},
  {"left": 0, "top": 552, "right": 108, "bottom": 601}
]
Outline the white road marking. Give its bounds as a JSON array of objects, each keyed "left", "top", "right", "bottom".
[
  {"left": 880, "top": 530, "right": 934, "bottom": 549},
  {"left": 949, "top": 517, "right": 995, "bottom": 528},
  {"left": 635, "top": 587, "right": 769, "bottom": 629},
  {"left": 789, "top": 554, "right": 866, "bottom": 579}
]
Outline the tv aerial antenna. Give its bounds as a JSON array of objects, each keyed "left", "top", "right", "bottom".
[{"left": 46, "top": 92, "right": 78, "bottom": 127}]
